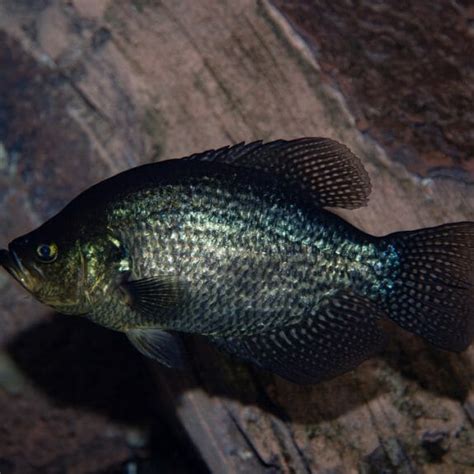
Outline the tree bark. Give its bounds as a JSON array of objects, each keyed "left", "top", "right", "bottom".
[{"left": 0, "top": 1, "right": 473, "bottom": 472}]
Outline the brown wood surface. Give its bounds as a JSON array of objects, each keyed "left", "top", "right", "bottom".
[{"left": 0, "top": 1, "right": 473, "bottom": 472}]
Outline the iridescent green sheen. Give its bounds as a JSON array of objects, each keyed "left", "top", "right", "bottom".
[
  {"left": 88, "top": 170, "right": 396, "bottom": 336},
  {"left": 3, "top": 138, "right": 471, "bottom": 383}
]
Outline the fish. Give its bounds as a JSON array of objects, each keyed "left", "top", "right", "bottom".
[{"left": 1, "top": 137, "right": 473, "bottom": 384}]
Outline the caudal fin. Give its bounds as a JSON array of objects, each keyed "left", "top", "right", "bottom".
[{"left": 382, "top": 222, "right": 474, "bottom": 352}]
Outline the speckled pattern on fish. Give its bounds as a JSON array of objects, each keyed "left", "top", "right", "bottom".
[{"left": 1, "top": 138, "right": 473, "bottom": 384}]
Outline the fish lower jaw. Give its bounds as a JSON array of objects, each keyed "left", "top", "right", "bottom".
[
  {"left": 6, "top": 268, "right": 38, "bottom": 294},
  {"left": 39, "top": 298, "right": 87, "bottom": 315}
]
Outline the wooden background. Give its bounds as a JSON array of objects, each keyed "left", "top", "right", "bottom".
[{"left": 0, "top": 1, "right": 473, "bottom": 472}]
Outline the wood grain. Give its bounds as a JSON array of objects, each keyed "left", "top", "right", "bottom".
[{"left": 0, "top": 1, "right": 472, "bottom": 472}]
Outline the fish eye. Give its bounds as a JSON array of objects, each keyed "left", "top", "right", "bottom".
[{"left": 36, "top": 243, "right": 58, "bottom": 263}]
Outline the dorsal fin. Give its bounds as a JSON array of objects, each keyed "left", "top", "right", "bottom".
[{"left": 185, "top": 138, "right": 372, "bottom": 209}]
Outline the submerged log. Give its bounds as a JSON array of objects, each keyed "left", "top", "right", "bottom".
[{"left": 0, "top": 1, "right": 472, "bottom": 472}]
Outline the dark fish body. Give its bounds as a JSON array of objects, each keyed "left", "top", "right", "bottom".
[
  {"left": 1, "top": 138, "right": 473, "bottom": 384},
  {"left": 100, "top": 164, "right": 392, "bottom": 334}
]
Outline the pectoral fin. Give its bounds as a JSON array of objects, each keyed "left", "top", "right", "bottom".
[
  {"left": 127, "top": 328, "right": 187, "bottom": 368},
  {"left": 121, "top": 276, "right": 183, "bottom": 316}
]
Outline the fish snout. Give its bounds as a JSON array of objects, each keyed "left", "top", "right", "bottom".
[
  {"left": 0, "top": 245, "right": 35, "bottom": 290},
  {"left": 0, "top": 248, "right": 10, "bottom": 267},
  {"left": 0, "top": 248, "right": 17, "bottom": 275}
]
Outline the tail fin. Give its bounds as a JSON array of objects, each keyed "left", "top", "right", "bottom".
[{"left": 382, "top": 222, "right": 474, "bottom": 352}]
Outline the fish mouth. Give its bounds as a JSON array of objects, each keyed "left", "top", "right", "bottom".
[
  {"left": 1, "top": 246, "right": 84, "bottom": 312},
  {"left": 0, "top": 247, "right": 36, "bottom": 291}
]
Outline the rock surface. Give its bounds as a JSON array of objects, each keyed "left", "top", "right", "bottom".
[
  {"left": 273, "top": 0, "right": 474, "bottom": 178},
  {"left": 0, "top": 1, "right": 473, "bottom": 472}
]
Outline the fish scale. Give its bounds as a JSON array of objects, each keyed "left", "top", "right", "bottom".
[
  {"left": 106, "top": 175, "right": 385, "bottom": 336},
  {"left": 1, "top": 137, "right": 473, "bottom": 384}
]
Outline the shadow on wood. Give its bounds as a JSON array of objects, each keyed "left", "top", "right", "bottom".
[{"left": 8, "top": 313, "right": 471, "bottom": 428}]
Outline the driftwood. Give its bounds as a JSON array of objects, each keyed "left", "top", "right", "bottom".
[{"left": 0, "top": 1, "right": 472, "bottom": 472}]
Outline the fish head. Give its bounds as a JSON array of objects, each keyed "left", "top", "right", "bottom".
[
  {"left": 0, "top": 225, "right": 92, "bottom": 315},
  {"left": 0, "top": 217, "right": 131, "bottom": 316}
]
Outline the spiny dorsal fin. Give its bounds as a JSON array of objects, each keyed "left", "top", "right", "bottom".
[
  {"left": 185, "top": 138, "right": 371, "bottom": 209},
  {"left": 127, "top": 328, "right": 187, "bottom": 368}
]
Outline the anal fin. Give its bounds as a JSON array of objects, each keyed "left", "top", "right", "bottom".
[{"left": 211, "top": 291, "right": 387, "bottom": 384}]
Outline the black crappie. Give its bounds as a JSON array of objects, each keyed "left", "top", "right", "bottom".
[{"left": 1, "top": 138, "right": 473, "bottom": 384}]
